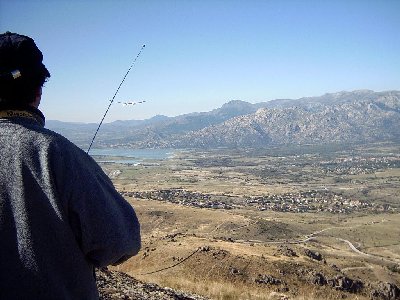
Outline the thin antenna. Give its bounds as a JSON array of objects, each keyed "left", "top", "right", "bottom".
[{"left": 87, "top": 44, "right": 146, "bottom": 153}]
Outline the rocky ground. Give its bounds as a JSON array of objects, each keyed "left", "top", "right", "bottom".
[
  {"left": 96, "top": 268, "right": 209, "bottom": 300},
  {"left": 96, "top": 257, "right": 400, "bottom": 300}
]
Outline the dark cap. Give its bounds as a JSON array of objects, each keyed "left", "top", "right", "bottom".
[{"left": 0, "top": 31, "right": 50, "bottom": 80}]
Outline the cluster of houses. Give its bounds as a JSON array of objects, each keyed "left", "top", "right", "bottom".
[
  {"left": 120, "top": 189, "right": 234, "bottom": 210},
  {"left": 318, "top": 156, "right": 400, "bottom": 175},
  {"left": 244, "top": 190, "right": 386, "bottom": 213},
  {"left": 120, "top": 188, "right": 394, "bottom": 214}
]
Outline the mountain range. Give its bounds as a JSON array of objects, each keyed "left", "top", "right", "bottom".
[{"left": 46, "top": 90, "right": 400, "bottom": 149}]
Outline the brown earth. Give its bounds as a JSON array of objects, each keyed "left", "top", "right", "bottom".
[{"left": 109, "top": 199, "right": 400, "bottom": 300}]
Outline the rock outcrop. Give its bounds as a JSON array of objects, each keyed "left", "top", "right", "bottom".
[
  {"left": 96, "top": 268, "right": 208, "bottom": 300},
  {"left": 370, "top": 282, "right": 400, "bottom": 300}
]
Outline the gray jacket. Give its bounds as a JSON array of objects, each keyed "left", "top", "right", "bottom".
[{"left": 0, "top": 108, "right": 141, "bottom": 299}]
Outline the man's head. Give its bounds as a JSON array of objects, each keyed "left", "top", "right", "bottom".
[{"left": 0, "top": 32, "right": 50, "bottom": 108}]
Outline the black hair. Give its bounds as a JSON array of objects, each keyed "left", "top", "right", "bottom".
[
  {"left": 0, "top": 32, "right": 51, "bottom": 108},
  {"left": 0, "top": 68, "right": 50, "bottom": 108}
]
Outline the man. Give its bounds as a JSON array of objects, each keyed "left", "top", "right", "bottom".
[{"left": 0, "top": 32, "right": 141, "bottom": 299}]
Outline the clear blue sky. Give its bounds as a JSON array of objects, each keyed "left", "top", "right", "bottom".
[{"left": 1, "top": 0, "right": 399, "bottom": 123}]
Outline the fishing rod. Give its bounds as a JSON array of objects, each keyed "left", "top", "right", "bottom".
[{"left": 87, "top": 44, "right": 146, "bottom": 153}]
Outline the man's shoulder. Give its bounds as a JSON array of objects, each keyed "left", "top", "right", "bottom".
[
  {"left": 26, "top": 125, "right": 90, "bottom": 161},
  {"left": 36, "top": 127, "right": 105, "bottom": 176},
  {"left": 36, "top": 126, "right": 80, "bottom": 149}
]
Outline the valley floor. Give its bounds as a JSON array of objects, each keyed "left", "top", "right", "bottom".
[{"left": 99, "top": 142, "right": 400, "bottom": 300}]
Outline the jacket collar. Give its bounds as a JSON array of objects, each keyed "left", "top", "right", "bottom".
[{"left": 0, "top": 106, "right": 45, "bottom": 127}]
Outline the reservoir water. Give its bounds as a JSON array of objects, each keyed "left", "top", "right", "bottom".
[{"left": 89, "top": 148, "right": 174, "bottom": 164}]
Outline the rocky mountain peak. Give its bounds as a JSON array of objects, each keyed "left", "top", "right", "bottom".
[{"left": 47, "top": 90, "right": 400, "bottom": 149}]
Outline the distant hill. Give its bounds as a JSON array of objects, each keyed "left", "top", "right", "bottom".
[{"left": 46, "top": 90, "right": 400, "bottom": 149}]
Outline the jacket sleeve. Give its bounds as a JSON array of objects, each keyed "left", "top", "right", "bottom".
[{"left": 52, "top": 140, "right": 141, "bottom": 267}]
